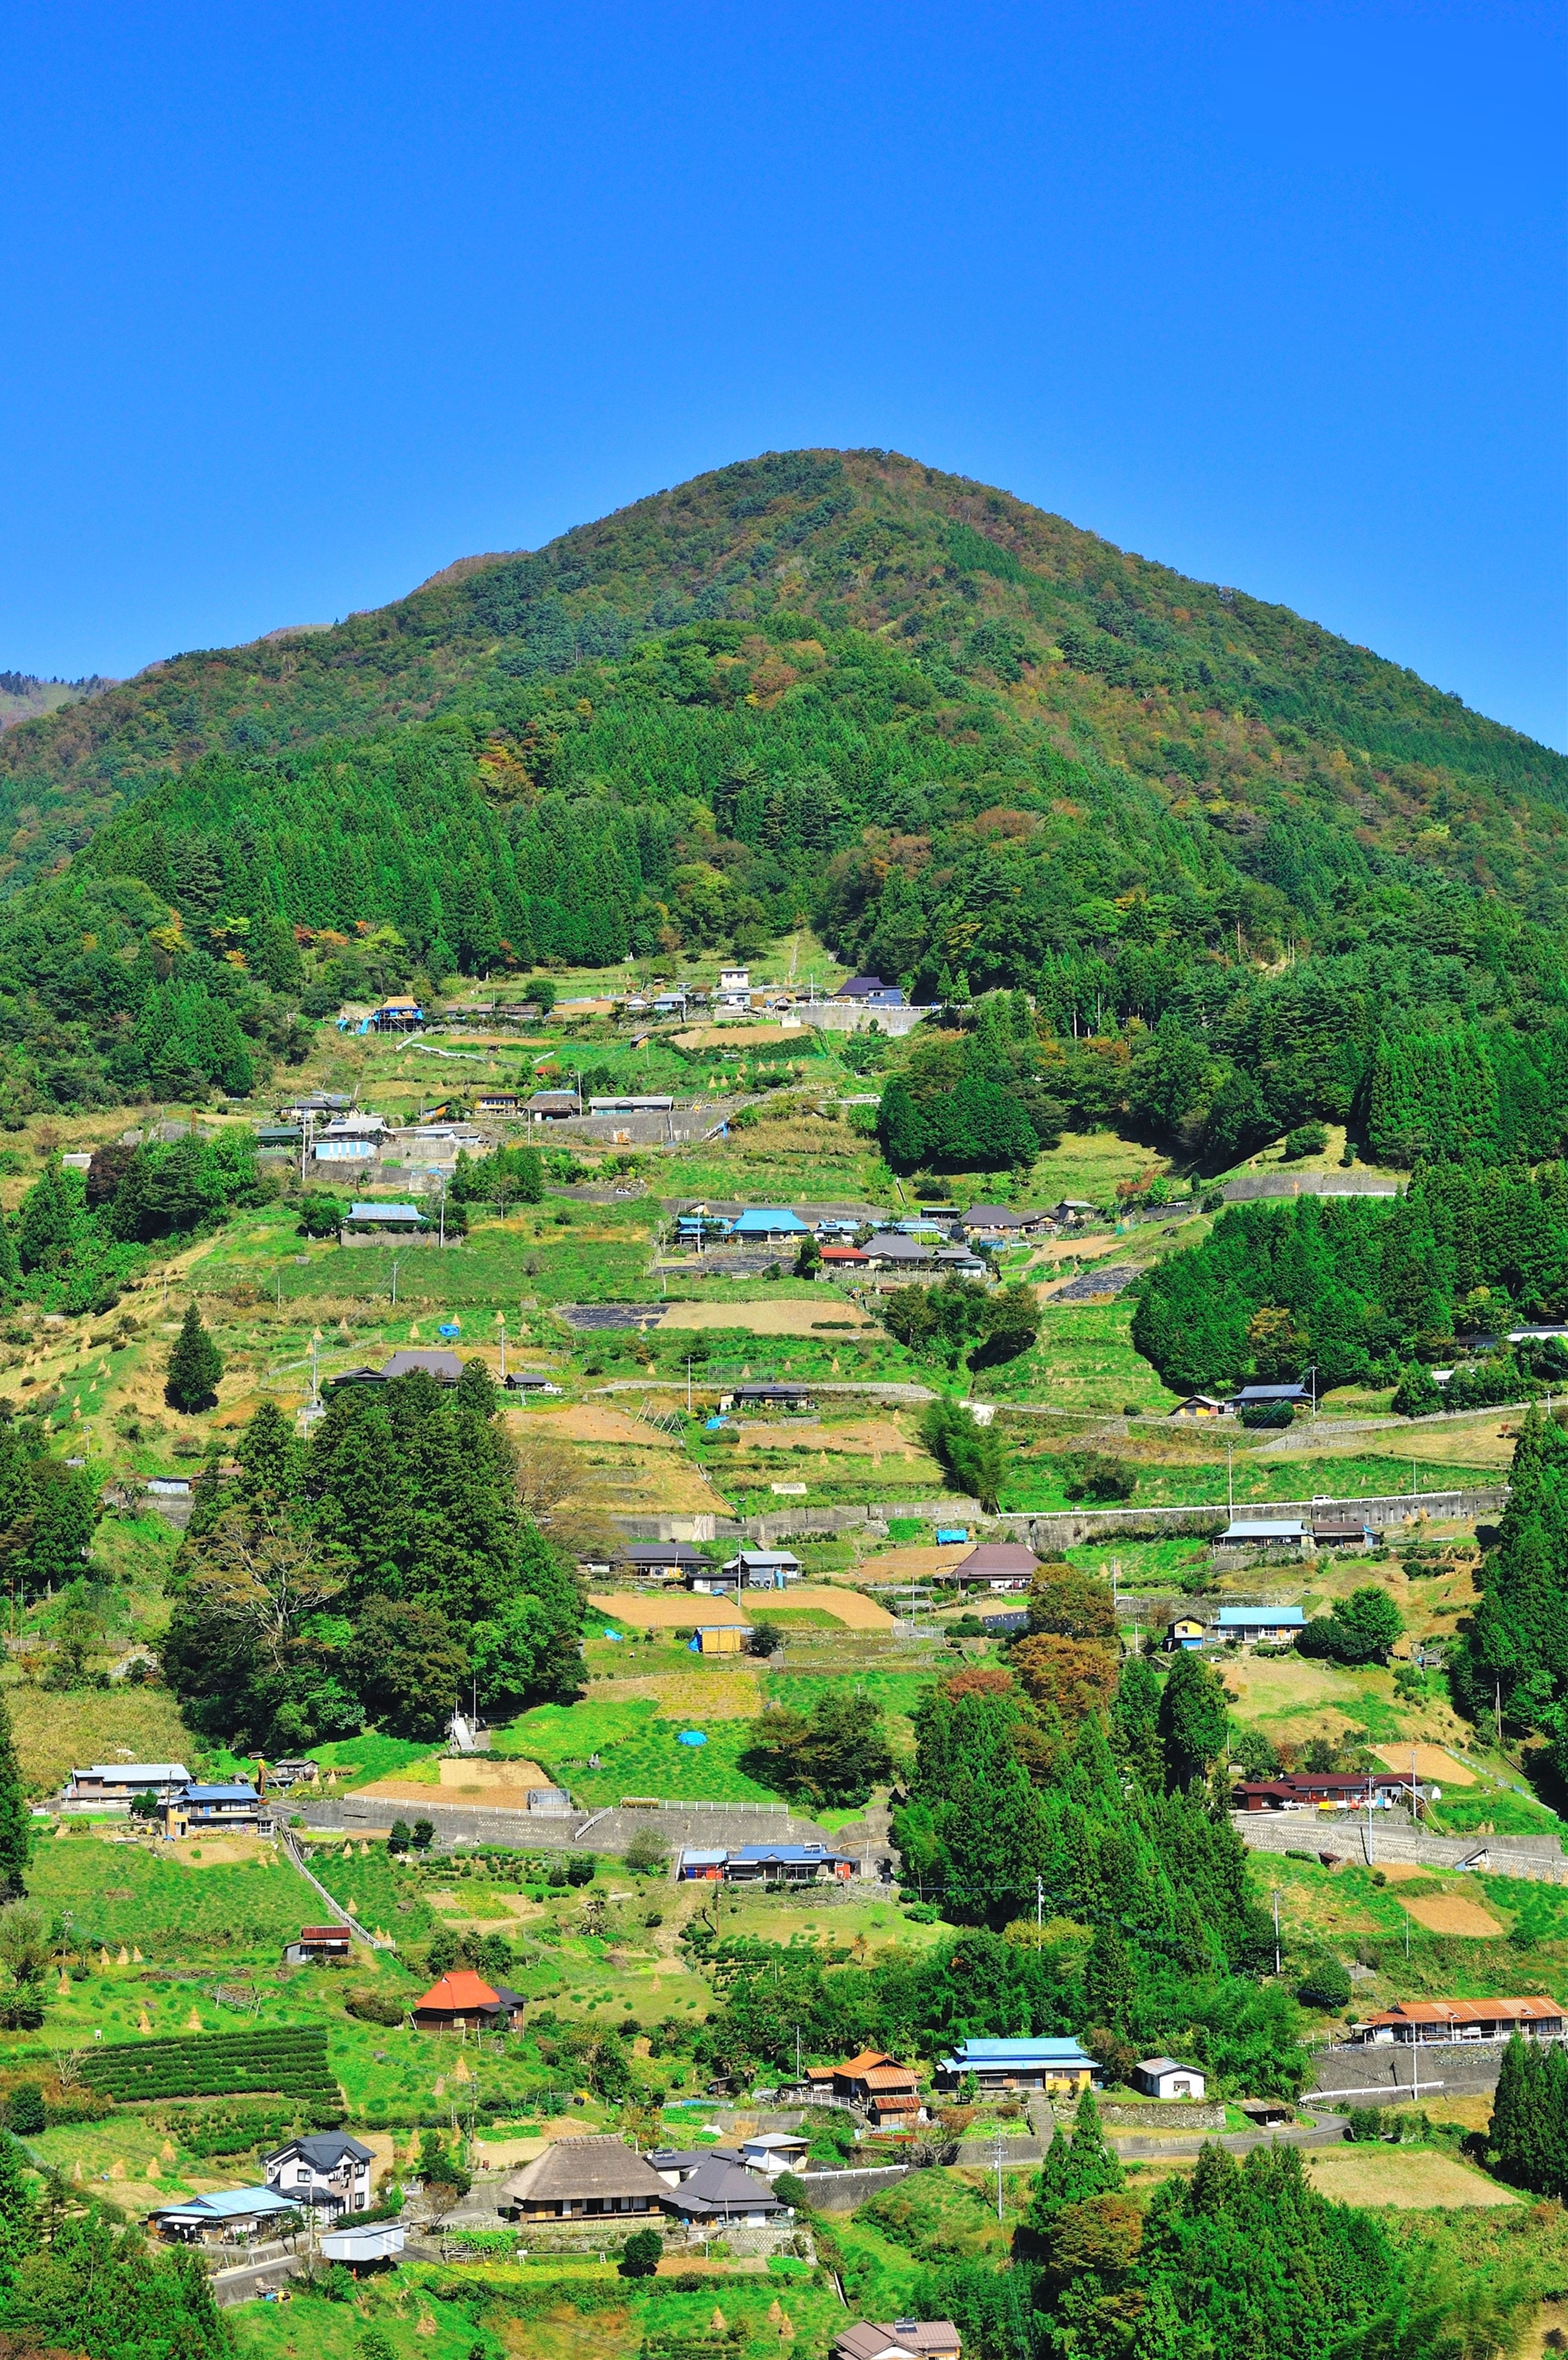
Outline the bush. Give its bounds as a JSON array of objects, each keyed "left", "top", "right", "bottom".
[
  {"left": 1282, "top": 1123, "right": 1329, "bottom": 1160},
  {"left": 1239, "top": 1400, "right": 1294, "bottom": 1429},
  {"left": 346, "top": 1992, "right": 407, "bottom": 2026},
  {"left": 1063, "top": 1451, "right": 1137, "bottom": 1502},
  {"left": 1297, "top": 1958, "right": 1353, "bottom": 2011},
  {"left": 620, "top": 2228, "right": 663, "bottom": 2277},
  {"left": 773, "top": 2172, "right": 810, "bottom": 2209},
  {"left": 3, "top": 2081, "right": 44, "bottom": 2134}
]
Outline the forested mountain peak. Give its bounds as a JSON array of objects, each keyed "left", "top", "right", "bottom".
[
  {"left": 3, "top": 446, "right": 1564, "bottom": 905},
  {"left": 2, "top": 450, "right": 1568, "bottom": 1145}
]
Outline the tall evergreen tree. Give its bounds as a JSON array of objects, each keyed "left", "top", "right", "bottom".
[
  {"left": 1157, "top": 1651, "right": 1229, "bottom": 1792},
  {"left": 165, "top": 1303, "right": 223, "bottom": 1412},
  {"left": 0, "top": 1692, "right": 26, "bottom": 1899}
]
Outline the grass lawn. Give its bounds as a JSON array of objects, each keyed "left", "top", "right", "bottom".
[
  {"left": 496, "top": 1697, "right": 780, "bottom": 1806},
  {"left": 1303, "top": 2145, "right": 1518, "bottom": 2208}
]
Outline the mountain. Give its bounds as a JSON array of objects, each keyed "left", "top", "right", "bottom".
[{"left": 0, "top": 446, "right": 1565, "bottom": 1157}]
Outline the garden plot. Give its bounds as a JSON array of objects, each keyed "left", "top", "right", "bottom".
[{"left": 1372, "top": 1745, "right": 1477, "bottom": 1785}]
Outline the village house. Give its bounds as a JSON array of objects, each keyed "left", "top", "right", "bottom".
[
  {"left": 1166, "top": 1394, "right": 1234, "bottom": 1421},
  {"left": 1213, "top": 1604, "right": 1307, "bottom": 1643},
  {"left": 1164, "top": 1616, "right": 1206, "bottom": 1652},
  {"left": 527, "top": 1089, "right": 581, "bottom": 1120},
  {"left": 263, "top": 2132, "right": 375, "bottom": 2214},
  {"left": 338, "top": 1200, "right": 429, "bottom": 1242},
  {"left": 1350, "top": 1997, "right": 1565, "bottom": 2047},
  {"left": 615, "top": 1541, "right": 709, "bottom": 1580},
  {"left": 835, "top": 2328, "right": 961, "bottom": 2360},
  {"left": 500, "top": 2136, "right": 667, "bottom": 2220},
  {"left": 164, "top": 1782, "right": 271, "bottom": 1838},
  {"left": 1233, "top": 1771, "right": 1427, "bottom": 1813},
  {"left": 411, "top": 1970, "right": 526, "bottom": 2031},
  {"left": 929, "top": 1542, "right": 1038, "bottom": 1594},
  {"left": 720, "top": 1842, "right": 855, "bottom": 1886},
  {"left": 703, "top": 1548, "right": 802, "bottom": 1592},
  {"left": 936, "top": 2037, "right": 1100, "bottom": 2096},
  {"left": 1231, "top": 1381, "right": 1312, "bottom": 1413},
  {"left": 806, "top": 2049, "right": 924, "bottom": 2124},
  {"left": 655, "top": 2150, "right": 789, "bottom": 2226},
  {"left": 283, "top": 1925, "right": 352, "bottom": 1965},
  {"left": 62, "top": 1761, "right": 190, "bottom": 1810},
  {"left": 740, "top": 2132, "right": 811, "bottom": 2177},
  {"left": 1215, "top": 1522, "right": 1308, "bottom": 1554},
  {"left": 1312, "top": 1516, "right": 1373, "bottom": 1549},
  {"left": 834, "top": 976, "right": 906, "bottom": 1008},
  {"left": 730, "top": 1381, "right": 817, "bottom": 1412}
]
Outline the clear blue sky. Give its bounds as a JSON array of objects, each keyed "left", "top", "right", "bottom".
[{"left": 1, "top": 2, "right": 1562, "bottom": 746}]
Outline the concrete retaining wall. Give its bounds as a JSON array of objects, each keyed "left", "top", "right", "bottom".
[
  {"left": 798, "top": 2166, "right": 910, "bottom": 2209},
  {"left": 1310, "top": 2042, "right": 1518, "bottom": 2104},
  {"left": 296, "top": 1794, "right": 848, "bottom": 1855},
  {"left": 1232, "top": 1810, "right": 1566, "bottom": 1883}
]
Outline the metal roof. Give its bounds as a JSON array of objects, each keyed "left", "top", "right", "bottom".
[
  {"left": 941, "top": 2037, "right": 1093, "bottom": 2065},
  {"left": 1215, "top": 1603, "right": 1305, "bottom": 1625},
  {"left": 1218, "top": 1522, "right": 1305, "bottom": 1543},
  {"left": 154, "top": 2186, "right": 299, "bottom": 2221},
  {"left": 180, "top": 1784, "right": 261, "bottom": 1803},
  {"left": 346, "top": 1202, "right": 422, "bottom": 1221}
]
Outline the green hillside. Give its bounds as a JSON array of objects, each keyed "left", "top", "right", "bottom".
[{"left": 0, "top": 447, "right": 1565, "bottom": 1148}]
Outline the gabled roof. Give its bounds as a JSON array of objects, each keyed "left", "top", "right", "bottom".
[
  {"left": 1215, "top": 1604, "right": 1305, "bottom": 1626},
  {"left": 954, "top": 1543, "right": 1039, "bottom": 1579},
  {"left": 154, "top": 2186, "right": 301, "bottom": 2221},
  {"left": 381, "top": 1349, "right": 463, "bottom": 1383},
  {"left": 269, "top": 2132, "right": 374, "bottom": 2169},
  {"left": 1363, "top": 1996, "right": 1562, "bottom": 2027},
  {"left": 1137, "top": 2057, "right": 1197, "bottom": 2077},
  {"left": 181, "top": 1784, "right": 261, "bottom": 1804},
  {"left": 836, "top": 2326, "right": 962, "bottom": 2360},
  {"left": 502, "top": 2136, "right": 668, "bottom": 2205},
  {"left": 1217, "top": 1522, "right": 1305, "bottom": 1543},
  {"left": 659, "top": 2151, "right": 786, "bottom": 2215},
  {"left": 415, "top": 1970, "right": 500, "bottom": 2013},
  {"left": 941, "top": 2036, "right": 1094, "bottom": 2066},
  {"left": 346, "top": 1201, "right": 423, "bottom": 1221},
  {"left": 78, "top": 1762, "right": 189, "bottom": 1783}
]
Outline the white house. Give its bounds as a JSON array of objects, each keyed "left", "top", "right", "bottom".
[
  {"left": 1133, "top": 2057, "right": 1206, "bottom": 2101},
  {"left": 263, "top": 2132, "right": 375, "bottom": 2214}
]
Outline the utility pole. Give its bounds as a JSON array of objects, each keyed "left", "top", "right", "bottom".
[
  {"left": 1037, "top": 1876, "right": 1043, "bottom": 1932},
  {"left": 498, "top": 1315, "right": 507, "bottom": 1381},
  {"left": 1227, "top": 1441, "right": 1234, "bottom": 1516},
  {"left": 993, "top": 2128, "right": 1005, "bottom": 2223},
  {"left": 390, "top": 1258, "right": 400, "bottom": 1307},
  {"left": 1272, "top": 1889, "right": 1281, "bottom": 1977}
]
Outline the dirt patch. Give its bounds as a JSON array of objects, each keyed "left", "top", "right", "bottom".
[
  {"left": 436, "top": 1757, "right": 551, "bottom": 1793},
  {"left": 739, "top": 1415, "right": 911, "bottom": 1453},
  {"left": 163, "top": 1837, "right": 280, "bottom": 1869},
  {"left": 1384, "top": 2091, "right": 1495, "bottom": 2133},
  {"left": 862, "top": 1544, "right": 974, "bottom": 1583},
  {"left": 1373, "top": 1744, "right": 1477, "bottom": 1787},
  {"left": 591, "top": 1592, "right": 751, "bottom": 1628},
  {"left": 1375, "top": 1860, "right": 1443, "bottom": 1884},
  {"left": 1396, "top": 1893, "right": 1503, "bottom": 1936},
  {"left": 521, "top": 1405, "right": 682, "bottom": 1446},
  {"left": 1303, "top": 2146, "right": 1518, "bottom": 2207},
  {"left": 656, "top": 1299, "right": 870, "bottom": 1334},
  {"left": 671, "top": 1023, "right": 806, "bottom": 1048}
]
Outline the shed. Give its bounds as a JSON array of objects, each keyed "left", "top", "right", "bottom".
[
  {"left": 1133, "top": 2057, "right": 1206, "bottom": 2101},
  {"left": 149, "top": 2187, "right": 302, "bottom": 2244},
  {"left": 1312, "top": 1518, "right": 1372, "bottom": 1547},
  {"left": 284, "top": 1925, "right": 352, "bottom": 1964},
  {"left": 1167, "top": 1394, "right": 1234, "bottom": 1420},
  {"left": 320, "top": 2222, "right": 405, "bottom": 2263},
  {"left": 691, "top": 1626, "right": 745, "bottom": 1654},
  {"left": 679, "top": 1848, "right": 729, "bottom": 1880}
]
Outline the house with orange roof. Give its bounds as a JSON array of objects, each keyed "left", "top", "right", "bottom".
[
  {"left": 1350, "top": 1995, "right": 1564, "bottom": 2047},
  {"left": 412, "top": 1969, "right": 525, "bottom": 2031},
  {"left": 805, "top": 2049, "right": 925, "bottom": 2124}
]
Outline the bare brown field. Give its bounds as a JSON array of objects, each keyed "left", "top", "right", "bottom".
[
  {"left": 860, "top": 1544, "right": 974, "bottom": 1584},
  {"left": 1373, "top": 1744, "right": 1477, "bottom": 1785},
  {"left": 655, "top": 1299, "right": 871, "bottom": 1334},
  {"left": 589, "top": 1592, "right": 751, "bottom": 1627},
  {"left": 1396, "top": 1893, "right": 1503, "bottom": 1936},
  {"left": 597, "top": 1669, "right": 763, "bottom": 1719},
  {"left": 523, "top": 1404, "right": 682, "bottom": 1446}
]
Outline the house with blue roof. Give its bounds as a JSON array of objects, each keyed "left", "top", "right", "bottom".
[
  {"left": 729, "top": 1208, "right": 810, "bottom": 1239},
  {"left": 149, "top": 2185, "right": 303, "bottom": 2243},
  {"left": 1213, "top": 1604, "right": 1306, "bottom": 1646},
  {"left": 165, "top": 1782, "right": 272, "bottom": 1838},
  {"left": 936, "top": 2037, "right": 1100, "bottom": 2095}
]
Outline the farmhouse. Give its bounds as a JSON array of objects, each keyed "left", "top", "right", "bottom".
[
  {"left": 1164, "top": 1618, "right": 1205, "bottom": 1652},
  {"left": 1215, "top": 1523, "right": 1307, "bottom": 1553},
  {"left": 500, "top": 2136, "right": 666, "bottom": 2220},
  {"left": 264, "top": 2132, "right": 375, "bottom": 2214},
  {"left": 730, "top": 1208, "right": 811, "bottom": 1240},
  {"left": 1350, "top": 1997, "right": 1565, "bottom": 2046},
  {"left": 806, "top": 2049, "right": 924, "bottom": 2123},
  {"left": 724, "top": 1842, "right": 855, "bottom": 1885},
  {"left": 283, "top": 1925, "right": 352, "bottom": 1964},
  {"left": 1231, "top": 1382, "right": 1311, "bottom": 1411},
  {"left": 656, "top": 2151, "right": 789, "bottom": 2225},
  {"left": 931, "top": 1543, "right": 1038, "bottom": 1594},
  {"left": 1133, "top": 2058, "right": 1206, "bottom": 2101},
  {"left": 1213, "top": 1604, "right": 1307, "bottom": 1642},
  {"left": 835, "top": 976, "right": 906, "bottom": 1008},
  {"left": 63, "top": 1761, "right": 190, "bottom": 1809},
  {"left": 714, "top": 1548, "right": 802, "bottom": 1590},
  {"left": 835, "top": 2328, "right": 962, "bottom": 2360},
  {"left": 936, "top": 2037, "right": 1099, "bottom": 2095},
  {"left": 527, "top": 1089, "right": 581, "bottom": 1119},
  {"left": 165, "top": 1782, "right": 270, "bottom": 1837},
  {"left": 1312, "top": 1516, "right": 1373, "bottom": 1548},
  {"left": 731, "top": 1381, "right": 816, "bottom": 1412},
  {"left": 1234, "top": 1771, "right": 1425, "bottom": 1812},
  {"left": 615, "top": 1541, "right": 709, "bottom": 1578},
  {"left": 411, "top": 1971, "right": 525, "bottom": 2030},
  {"left": 329, "top": 1348, "right": 465, "bottom": 1392}
]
